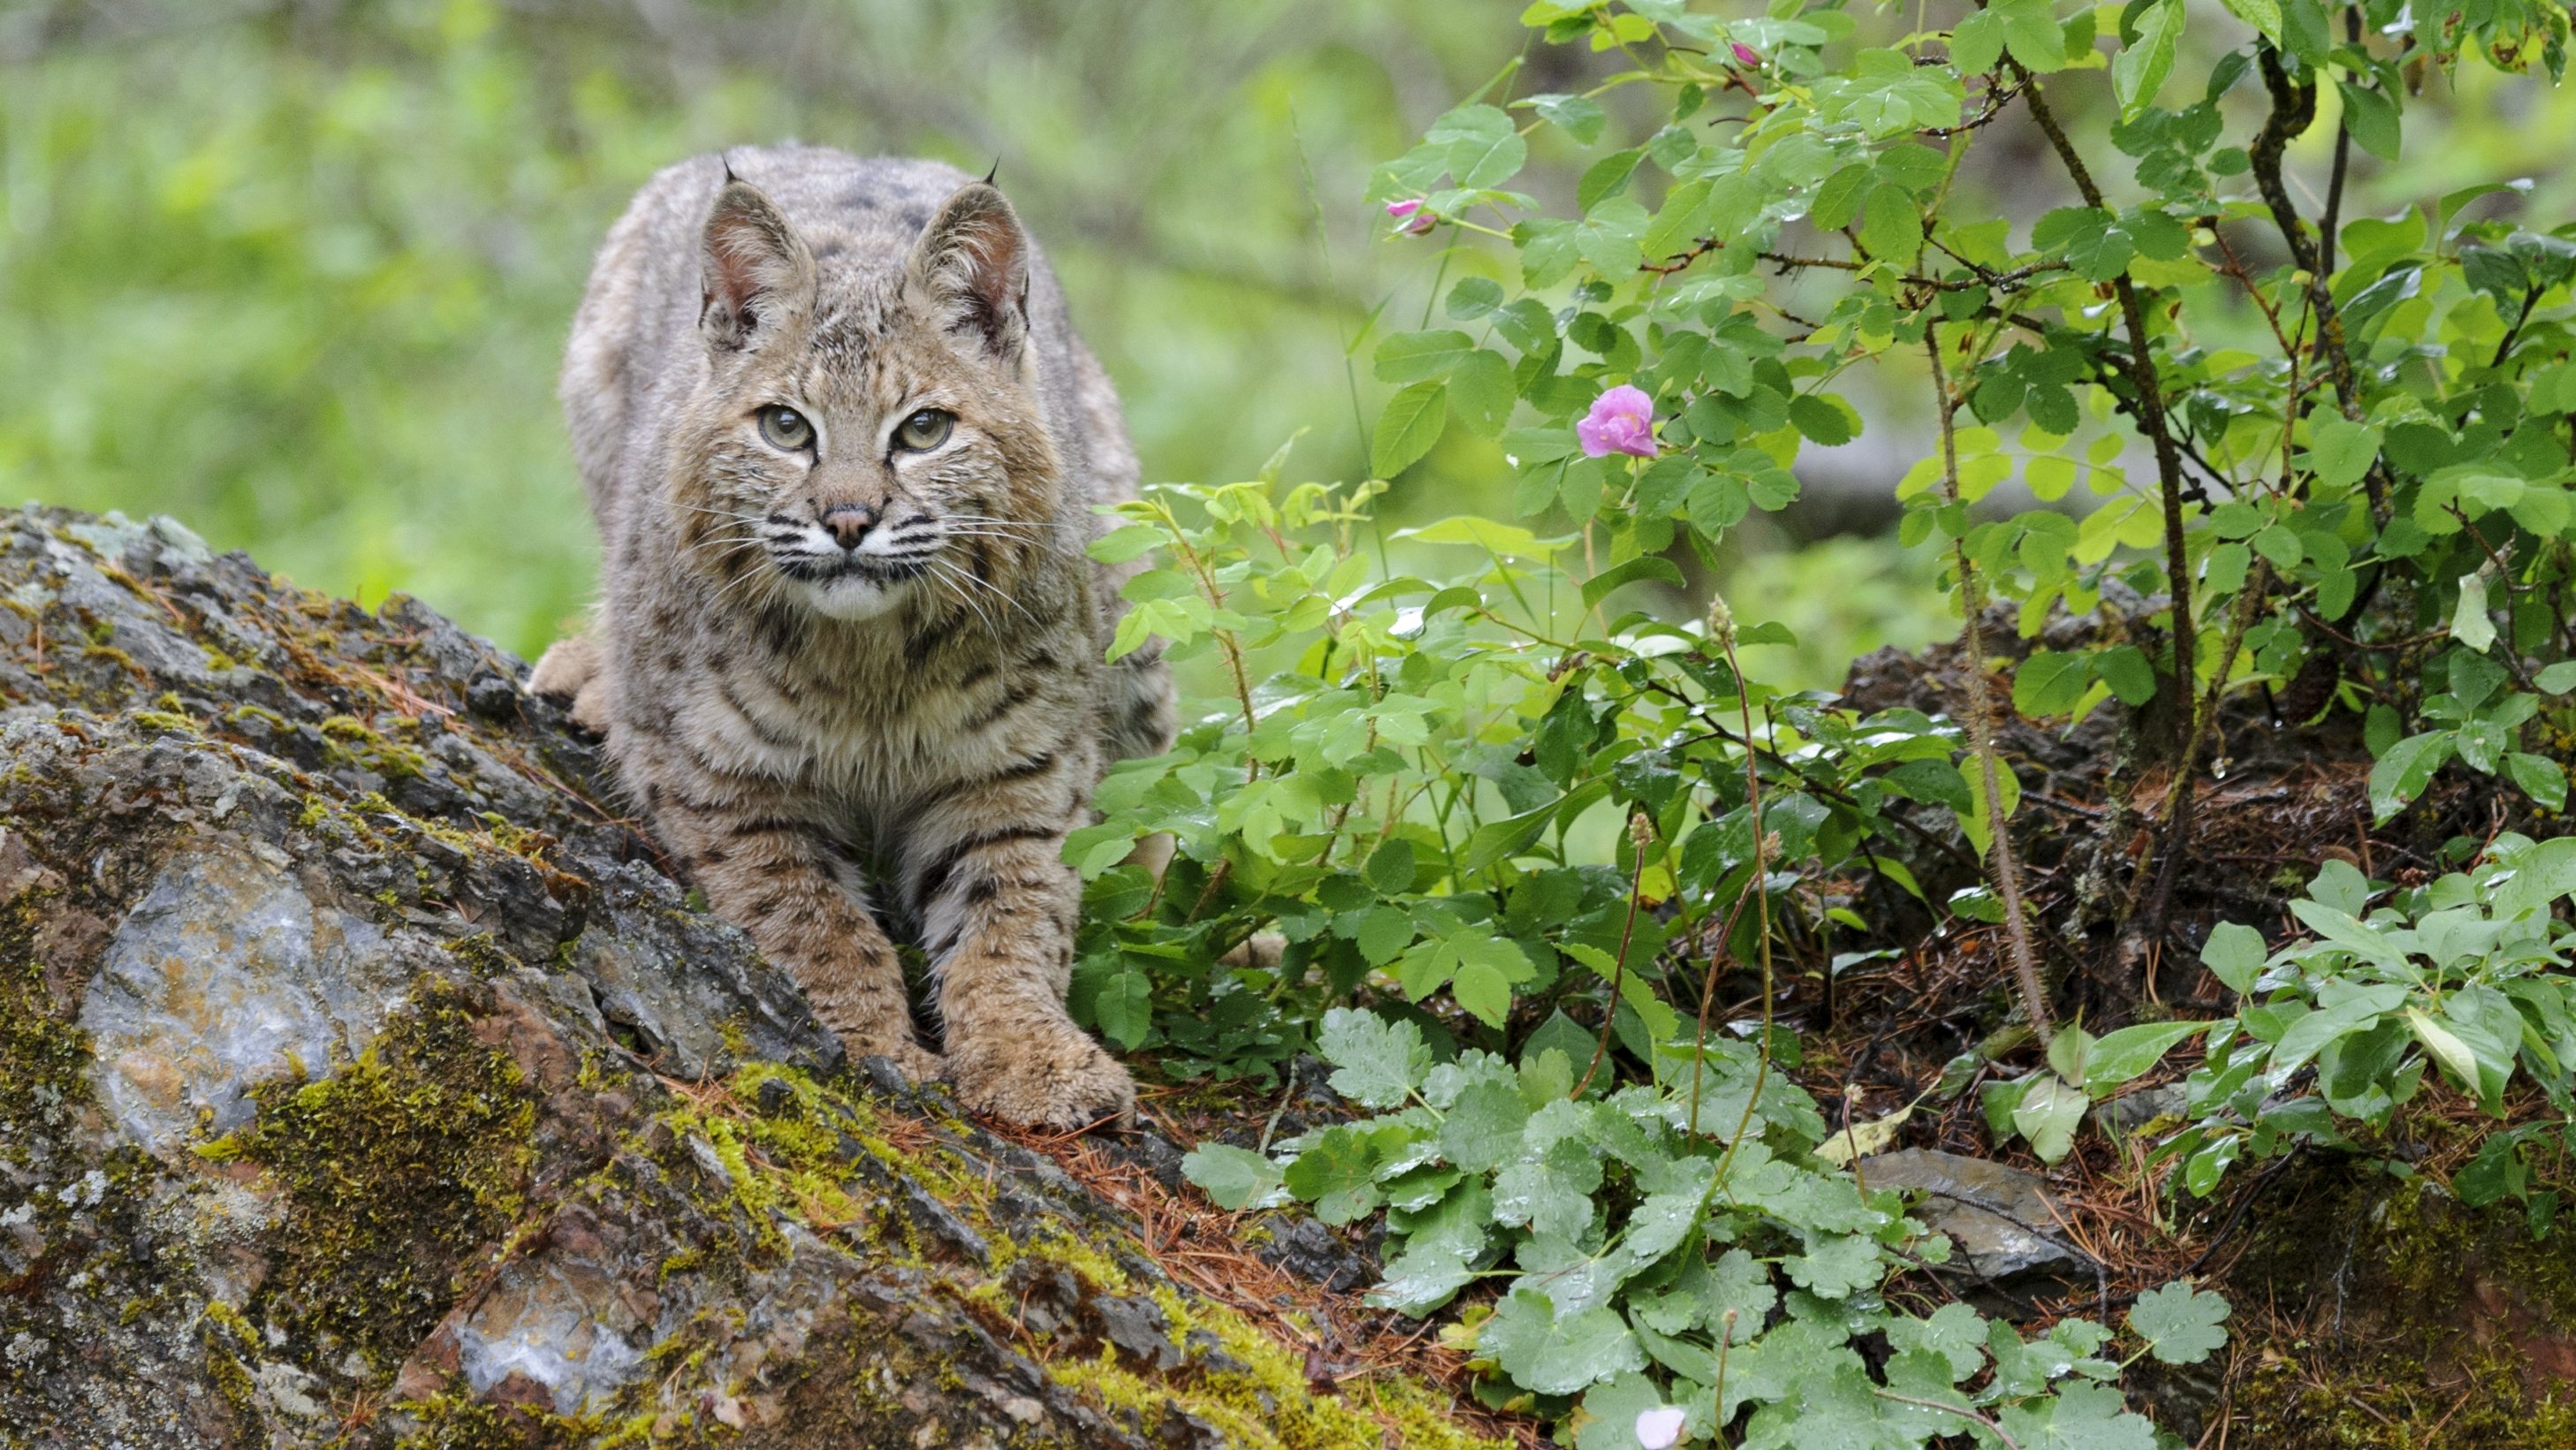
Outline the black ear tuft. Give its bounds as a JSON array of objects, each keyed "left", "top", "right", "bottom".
[
  {"left": 904, "top": 182, "right": 1031, "bottom": 361},
  {"left": 700, "top": 178, "right": 815, "bottom": 353}
]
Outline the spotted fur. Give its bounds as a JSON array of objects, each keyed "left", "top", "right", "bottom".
[{"left": 533, "top": 147, "right": 1173, "bottom": 1127}]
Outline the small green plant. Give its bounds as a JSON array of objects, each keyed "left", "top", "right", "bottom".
[
  {"left": 1091, "top": 0, "right": 2576, "bottom": 1437},
  {"left": 2159, "top": 834, "right": 2576, "bottom": 1215},
  {"left": 1185, "top": 1008, "right": 2228, "bottom": 1446}
]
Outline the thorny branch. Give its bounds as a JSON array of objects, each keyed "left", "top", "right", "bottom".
[{"left": 1927, "top": 323, "right": 2055, "bottom": 1046}]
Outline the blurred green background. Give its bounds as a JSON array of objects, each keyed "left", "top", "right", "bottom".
[{"left": 4, "top": 0, "right": 2569, "bottom": 692}]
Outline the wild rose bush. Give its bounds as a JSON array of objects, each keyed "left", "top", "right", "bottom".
[{"left": 1076, "top": 0, "right": 2576, "bottom": 1441}]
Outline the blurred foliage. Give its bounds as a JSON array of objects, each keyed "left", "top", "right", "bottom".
[
  {"left": 3, "top": 0, "right": 2573, "bottom": 674},
  {"left": 0, "top": 0, "right": 1523, "bottom": 652}
]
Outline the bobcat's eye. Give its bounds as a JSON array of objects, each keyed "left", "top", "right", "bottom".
[
  {"left": 756, "top": 405, "right": 814, "bottom": 452},
  {"left": 893, "top": 408, "right": 954, "bottom": 452}
]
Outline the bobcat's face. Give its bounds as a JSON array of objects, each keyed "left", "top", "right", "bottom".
[{"left": 673, "top": 178, "right": 1056, "bottom": 624}]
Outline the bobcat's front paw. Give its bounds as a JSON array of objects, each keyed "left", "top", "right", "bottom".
[
  {"left": 946, "top": 1020, "right": 1135, "bottom": 1131},
  {"left": 529, "top": 634, "right": 612, "bottom": 734},
  {"left": 847, "top": 1035, "right": 944, "bottom": 1086}
]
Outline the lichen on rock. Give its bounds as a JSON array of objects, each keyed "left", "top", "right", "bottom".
[{"left": 0, "top": 506, "right": 1505, "bottom": 1448}]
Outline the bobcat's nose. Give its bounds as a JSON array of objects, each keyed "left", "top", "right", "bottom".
[{"left": 820, "top": 504, "right": 879, "bottom": 550}]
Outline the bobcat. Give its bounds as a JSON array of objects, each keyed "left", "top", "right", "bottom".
[{"left": 529, "top": 147, "right": 1173, "bottom": 1128}]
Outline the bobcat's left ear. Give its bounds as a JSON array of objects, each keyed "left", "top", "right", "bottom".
[
  {"left": 701, "top": 178, "right": 816, "bottom": 354},
  {"left": 905, "top": 182, "right": 1031, "bottom": 362}
]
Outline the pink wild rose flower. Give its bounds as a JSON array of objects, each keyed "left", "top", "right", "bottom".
[
  {"left": 1577, "top": 384, "right": 1660, "bottom": 459},
  {"left": 1635, "top": 1405, "right": 1689, "bottom": 1449}
]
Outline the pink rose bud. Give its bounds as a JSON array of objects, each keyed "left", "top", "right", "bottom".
[
  {"left": 1732, "top": 41, "right": 1761, "bottom": 67},
  {"left": 1386, "top": 198, "right": 1435, "bottom": 236},
  {"left": 1386, "top": 198, "right": 1423, "bottom": 220},
  {"left": 1577, "top": 383, "right": 1660, "bottom": 459}
]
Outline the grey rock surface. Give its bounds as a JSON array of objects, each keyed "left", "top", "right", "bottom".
[
  {"left": 1861, "top": 1147, "right": 2086, "bottom": 1282},
  {"left": 0, "top": 507, "right": 1495, "bottom": 1450}
]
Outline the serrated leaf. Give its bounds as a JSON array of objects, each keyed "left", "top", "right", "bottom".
[
  {"left": 2306, "top": 416, "right": 2381, "bottom": 489},
  {"left": 1479, "top": 1290, "right": 1645, "bottom": 1396},
  {"left": 2129, "top": 1280, "right": 2231, "bottom": 1364},
  {"left": 2013, "top": 649, "right": 2091, "bottom": 717},
  {"left": 1373, "top": 329, "right": 1477, "bottom": 384},
  {"left": 1318, "top": 1006, "right": 1429, "bottom": 1109},
  {"left": 1372, "top": 382, "right": 1448, "bottom": 478}
]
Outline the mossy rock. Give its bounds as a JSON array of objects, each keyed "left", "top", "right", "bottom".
[
  {"left": 0, "top": 507, "right": 1507, "bottom": 1448},
  {"left": 2207, "top": 1159, "right": 2576, "bottom": 1447}
]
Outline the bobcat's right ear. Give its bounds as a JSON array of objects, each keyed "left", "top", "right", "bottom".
[{"left": 700, "top": 178, "right": 815, "bottom": 353}]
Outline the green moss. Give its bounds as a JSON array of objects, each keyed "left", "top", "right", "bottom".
[
  {"left": 130, "top": 710, "right": 195, "bottom": 733},
  {"left": 320, "top": 713, "right": 431, "bottom": 780},
  {"left": 2228, "top": 1167, "right": 2576, "bottom": 1446},
  {"left": 391, "top": 1395, "right": 592, "bottom": 1449},
  {"left": 203, "top": 982, "right": 537, "bottom": 1371},
  {"left": 0, "top": 944, "right": 90, "bottom": 1173},
  {"left": 1050, "top": 1291, "right": 1506, "bottom": 1450}
]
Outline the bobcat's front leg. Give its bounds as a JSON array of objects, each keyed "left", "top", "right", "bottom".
[
  {"left": 905, "top": 766, "right": 1133, "bottom": 1130},
  {"left": 646, "top": 769, "right": 939, "bottom": 1081}
]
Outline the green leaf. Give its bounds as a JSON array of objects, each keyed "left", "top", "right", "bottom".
[
  {"left": 1444, "top": 277, "right": 1504, "bottom": 321},
  {"left": 1364, "top": 839, "right": 1418, "bottom": 893},
  {"left": 1581, "top": 555, "right": 1687, "bottom": 610},
  {"left": 2306, "top": 416, "right": 2382, "bottom": 489},
  {"left": 1281, "top": 1124, "right": 1385, "bottom": 1224},
  {"left": 1996, "top": 0, "right": 2071, "bottom": 70},
  {"left": 2128, "top": 1281, "right": 2230, "bottom": 1364},
  {"left": 1949, "top": 6, "right": 2010, "bottom": 73},
  {"left": 1788, "top": 393, "right": 1857, "bottom": 446},
  {"left": 2200, "top": 921, "right": 2268, "bottom": 994},
  {"left": 2338, "top": 80, "right": 2401, "bottom": 162},
  {"left": 1373, "top": 329, "right": 1477, "bottom": 384},
  {"left": 1858, "top": 182, "right": 1920, "bottom": 264},
  {"left": 1318, "top": 1006, "right": 1429, "bottom": 1110},
  {"left": 1479, "top": 1290, "right": 1645, "bottom": 1396},
  {"left": 2542, "top": 662, "right": 2576, "bottom": 695},
  {"left": 1577, "top": 148, "right": 1645, "bottom": 212},
  {"left": 1440, "top": 1074, "right": 1533, "bottom": 1173},
  {"left": 2033, "top": 206, "right": 2134, "bottom": 282},
  {"left": 2217, "top": 0, "right": 2283, "bottom": 42},
  {"left": 1182, "top": 1143, "right": 1283, "bottom": 1211},
  {"left": 2507, "top": 752, "right": 2569, "bottom": 811},
  {"left": 1372, "top": 382, "right": 1448, "bottom": 478},
  {"left": 2110, "top": 0, "right": 2184, "bottom": 118},
  {"left": 2407, "top": 1007, "right": 2483, "bottom": 1097},
  {"left": 1356, "top": 905, "right": 1417, "bottom": 966},
  {"left": 2368, "top": 731, "right": 2454, "bottom": 823},
  {"left": 2093, "top": 645, "right": 2158, "bottom": 706},
  {"left": 2082, "top": 1021, "right": 2208, "bottom": 1095},
  {"left": 1429, "top": 102, "right": 1526, "bottom": 188},
  {"left": 1448, "top": 349, "right": 1517, "bottom": 437},
  {"left": 2452, "top": 573, "right": 2498, "bottom": 654},
  {"left": 1998, "top": 1379, "right": 2159, "bottom": 1450},
  {"left": 1526, "top": 92, "right": 1606, "bottom": 145},
  {"left": 2013, "top": 649, "right": 2091, "bottom": 717},
  {"left": 2012, "top": 1072, "right": 2087, "bottom": 1162}
]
